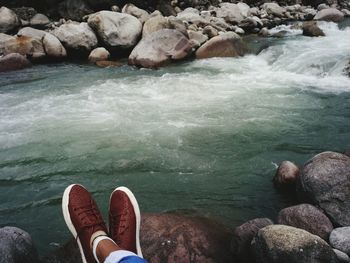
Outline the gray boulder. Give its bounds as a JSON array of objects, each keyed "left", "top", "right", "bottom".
[
  {"left": 43, "top": 33, "right": 67, "bottom": 58},
  {"left": 277, "top": 204, "right": 333, "bottom": 240},
  {"left": 188, "top": 30, "right": 208, "bottom": 45},
  {"left": 176, "top": 8, "right": 209, "bottom": 26},
  {"left": 215, "top": 3, "right": 246, "bottom": 24},
  {"left": 88, "top": 47, "right": 110, "bottom": 62},
  {"left": 314, "top": 8, "right": 345, "bottom": 22},
  {"left": 52, "top": 22, "right": 98, "bottom": 54},
  {"left": 261, "top": 3, "right": 286, "bottom": 17},
  {"left": 0, "top": 7, "right": 20, "bottom": 33},
  {"left": 334, "top": 249, "right": 350, "bottom": 263},
  {"left": 252, "top": 225, "right": 338, "bottom": 263},
  {"left": 230, "top": 218, "right": 273, "bottom": 261},
  {"left": 122, "top": 4, "right": 150, "bottom": 24},
  {"left": 330, "top": 227, "right": 350, "bottom": 256},
  {"left": 0, "top": 33, "right": 15, "bottom": 54},
  {"left": 273, "top": 161, "right": 300, "bottom": 190},
  {"left": 3, "top": 35, "right": 45, "bottom": 60},
  {"left": 129, "top": 29, "right": 192, "bottom": 68},
  {"left": 0, "top": 53, "right": 31, "bottom": 72},
  {"left": 29, "top": 13, "right": 50, "bottom": 29},
  {"left": 195, "top": 32, "right": 246, "bottom": 59},
  {"left": 303, "top": 21, "right": 325, "bottom": 37},
  {"left": 142, "top": 15, "right": 187, "bottom": 38},
  {"left": 0, "top": 226, "right": 38, "bottom": 263},
  {"left": 88, "top": 11, "right": 142, "bottom": 50},
  {"left": 297, "top": 151, "right": 350, "bottom": 226}
]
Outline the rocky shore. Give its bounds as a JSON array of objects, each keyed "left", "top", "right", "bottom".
[
  {"left": 0, "top": 0, "right": 349, "bottom": 71},
  {"left": 1, "top": 150, "right": 349, "bottom": 263}
]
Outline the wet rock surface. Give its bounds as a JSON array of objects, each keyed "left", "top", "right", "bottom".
[
  {"left": 297, "top": 151, "right": 350, "bottom": 226},
  {"left": 0, "top": 53, "right": 31, "bottom": 72},
  {"left": 277, "top": 204, "right": 333, "bottom": 240},
  {"left": 330, "top": 227, "right": 350, "bottom": 256}
]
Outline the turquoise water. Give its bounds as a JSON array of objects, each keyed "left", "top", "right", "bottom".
[{"left": 1, "top": 22, "right": 350, "bottom": 255}]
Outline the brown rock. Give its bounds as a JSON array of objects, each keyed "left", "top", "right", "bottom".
[
  {"left": 3, "top": 35, "right": 45, "bottom": 60},
  {"left": 95, "top": 60, "right": 122, "bottom": 68},
  {"left": 277, "top": 204, "right": 333, "bottom": 240},
  {"left": 273, "top": 161, "right": 300, "bottom": 190},
  {"left": 0, "top": 53, "right": 31, "bottom": 72},
  {"left": 195, "top": 32, "right": 246, "bottom": 59},
  {"left": 302, "top": 21, "right": 325, "bottom": 37}
]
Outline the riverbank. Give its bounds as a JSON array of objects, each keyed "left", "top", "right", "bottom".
[{"left": 0, "top": 0, "right": 350, "bottom": 70}]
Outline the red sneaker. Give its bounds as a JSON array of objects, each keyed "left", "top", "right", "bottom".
[
  {"left": 109, "top": 187, "right": 143, "bottom": 257},
  {"left": 62, "top": 184, "right": 107, "bottom": 263}
]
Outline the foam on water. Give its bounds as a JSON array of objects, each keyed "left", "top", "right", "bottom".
[{"left": 0, "top": 21, "right": 350, "bottom": 254}]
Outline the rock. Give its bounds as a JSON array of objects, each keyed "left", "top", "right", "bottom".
[
  {"left": 302, "top": 21, "right": 325, "bottom": 37},
  {"left": 176, "top": 9, "right": 209, "bottom": 26},
  {"left": 88, "top": 11, "right": 142, "bottom": 50},
  {"left": 215, "top": 3, "right": 246, "bottom": 24},
  {"left": 52, "top": 22, "right": 98, "bottom": 55},
  {"left": 0, "top": 53, "right": 31, "bottom": 72},
  {"left": 0, "top": 33, "right": 15, "bottom": 54},
  {"left": 88, "top": 47, "right": 110, "bottom": 62},
  {"left": 42, "top": 33, "right": 67, "bottom": 58},
  {"left": 18, "top": 27, "right": 66, "bottom": 58},
  {"left": 143, "top": 15, "right": 187, "bottom": 38},
  {"left": 122, "top": 4, "right": 150, "bottom": 24},
  {"left": 188, "top": 30, "right": 208, "bottom": 45},
  {"left": 58, "top": 0, "right": 94, "bottom": 21},
  {"left": 261, "top": 3, "right": 286, "bottom": 17},
  {"left": 342, "top": 9, "right": 350, "bottom": 16},
  {"left": 273, "top": 161, "right": 300, "bottom": 189},
  {"left": 140, "top": 213, "right": 233, "bottom": 263},
  {"left": 334, "top": 249, "right": 350, "bottom": 263},
  {"left": 203, "top": 25, "right": 218, "bottom": 38},
  {"left": 43, "top": 213, "right": 233, "bottom": 263},
  {"left": 296, "top": 151, "right": 350, "bottom": 226},
  {"left": 0, "top": 7, "right": 20, "bottom": 33},
  {"left": 95, "top": 60, "right": 122, "bottom": 68},
  {"left": 3, "top": 35, "right": 45, "bottom": 60},
  {"left": 231, "top": 218, "right": 273, "bottom": 261},
  {"left": 0, "top": 226, "right": 38, "bottom": 263},
  {"left": 314, "top": 8, "right": 345, "bottom": 22},
  {"left": 12, "top": 7, "right": 37, "bottom": 21},
  {"left": 239, "top": 17, "right": 262, "bottom": 32},
  {"left": 252, "top": 225, "right": 339, "bottom": 263},
  {"left": 277, "top": 204, "right": 333, "bottom": 240},
  {"left": 195, "top": 32, "right": 246, "bottom": 59},
  {"left": 259, "top": 27, "right": 270, "bottom": 37},
  {"left": 129, "top": 29, "right": 192, "bottom": 68},
  {"left": 330, "top": 227, "right": 350, "bottom": 255},
  {"left": 29, "top": 13, "right": 50, "bottom": 29}
]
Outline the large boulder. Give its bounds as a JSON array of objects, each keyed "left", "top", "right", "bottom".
[
  {"left": 0, "top": 7, "right": 20, "bottom": 33},
  {"left": 142, "top": 15, "right": 187, "bottom": 38},
  {"left": 261, "top": 3, "right": 286, "bottom": 17},
  {"left": 0, "top": 53, "right": 31, "bottom": 72},
  {"left": 314, "top": 8, "right": 345, "bottom": 22},
  {"left": 277, "top": 204, "right": 333, "bottom": 240},
  {"left": 42, "top": 33, "right": 67, "bottom": 58},
  {"left": 43, "top": 213, "right": 233, "bottom": 263},
  {"left": 273, "top": 160, "right": 300, "bottom": 190},
  {"left": 52, "top": 22, "right": 98, "bottom": 55},
  {"left": 252, "top": 225, "right": 339, "bottom": 263},
  {"left": 141, "top": 213, "right": 233, "bottom": 263},
  {"left": 0, "top": 226, "right": 38, "bottom": 263},
  {"left": 297, "top": 151, "right": 350, "bottom": 226},
  {"left": 302, "top": 21, "right": 325, "bottom": 37},
  {"left": 17, "top": 27, "right": 66, "bottom": 58},
  {"left": 0, "top": 33, "right": 15, "bottom": 54},
  {"left": 88, "top": 11, "right": 142, "bottom": 50},
  {"left": 330, "top": 227, "right": 350, "bottom": 256},
  {"left": 230, "top": 218, "right": 273, "bottom": 262},
  {"left": 333, "top": 249, "right": 350, "bottom": 263},
  {"left": 195, "top": 32, "right": 246, "bottom": 59},
  {"left": 215, "top": 3, "right": 246, "bottom": 24},
  {"left": 3, "top": 35, "right": 46, "bottom": 60},
  {"left": 129, "top": 29, "right": 192, "bottom": 68},
  {"left": 122, "top": 4, "right": 150, "bottom": 24}
]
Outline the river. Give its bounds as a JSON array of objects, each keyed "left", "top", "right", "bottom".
[{"left": 0, "top": 21, "right": 350, "bottom": 255}]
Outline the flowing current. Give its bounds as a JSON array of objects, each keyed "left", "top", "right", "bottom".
[{"left": 0, "top": 21, "right": 350, "bottom": 254}]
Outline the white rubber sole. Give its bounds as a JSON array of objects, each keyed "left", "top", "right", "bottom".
[
  {"left": 62, "top": 184, "right": 88, "bottom": 263},
  {"left": 109, "top": 186, "right": 143, "bottom": 258}
]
